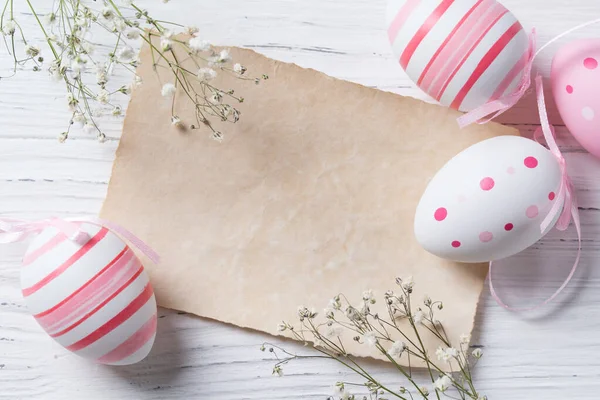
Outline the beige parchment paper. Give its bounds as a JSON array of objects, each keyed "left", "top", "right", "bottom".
[{"left": 101, "top": 44, "right": 518, "bottom": 364}]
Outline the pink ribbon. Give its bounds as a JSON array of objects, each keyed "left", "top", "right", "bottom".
[
  {"left": 0, "top": 216, "right": 160, "bottom": 264},
  {"left": 489, "top": 75, "right": 581, "bottom": 311},
  {"left": 457, "top": 29, "right": 536, "bottom": 128}
]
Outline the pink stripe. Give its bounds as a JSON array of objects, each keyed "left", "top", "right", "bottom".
[
  {"left": 22, "top": 228, "right": 110, "bottom": 297},
  {"left": 387, "top": 0, "right": 422, "bottom": 43},
  {"left": 66, "top": 282, "right": 154, "bottom": 352},
  {"left": 23, "top": 232, "right": 69, "bottom": 266},
  {"left": 96, "top": 314, "right": 157, "bottom": 364},
  {"left": 487, "top": 46, "right": 529, "bottom": 102},
  {"left": 38, "top": 251, "right": 137, "bottom": 334},
  {"left": 424, "top": 1, "right": 502, "bottom": 96},
  {"left": 400, "top": 0, "right": 455, "bottom": 70},
  {"left": 50, "top": 265, "right": 145, "bottom": 338},
  {"left": 433, "top": 6, "right": 508, "bottom": 101},
  {"left": 418, "top": 0, "right": 488, "bottom": 88},
  {"left": 450, "top": 21, "right": 522, "bottom": 110}
]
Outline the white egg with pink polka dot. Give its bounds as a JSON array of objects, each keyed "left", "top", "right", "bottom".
[{"left": 414, "top": 135, "right": 563, "bottom": 263}]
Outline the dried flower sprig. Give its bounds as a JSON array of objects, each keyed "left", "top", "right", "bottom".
[
  {"left": 263, "top": 278, "right": 487, "bottom": 400},
  {"left": 0, "top": 0, "right": 267, "bottom": 142}
]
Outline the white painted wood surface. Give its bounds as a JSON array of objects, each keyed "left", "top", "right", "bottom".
[{"left": 2, "top": 1, "right": 600, "bottom": 399}]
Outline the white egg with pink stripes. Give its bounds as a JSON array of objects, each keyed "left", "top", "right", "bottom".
[
  {"left": 386, "top": 0, "right": 529, "bottom": 111},
  {"left": 20, "top": 222, "right": 157, "bottom": 365}
]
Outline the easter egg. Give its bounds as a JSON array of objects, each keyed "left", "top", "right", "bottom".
[
  {"left": 552, "top": 39, "right": 600, "bottom": 158},
  {"left": 20, "top": 223, "right": 157, "bottom": 365},
  {"left": 414, "top": 136, "right": 563, "bottom": 263},
  {"left": 386, "top": 0, "right": 529, "bottom": 111}
]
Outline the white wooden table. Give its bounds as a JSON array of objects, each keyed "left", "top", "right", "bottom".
[{"left": 2, "top": 1, "right": 600, "bottom": 399}]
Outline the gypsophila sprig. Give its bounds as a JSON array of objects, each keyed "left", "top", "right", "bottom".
[
  {"left": 1, "top": 0, "right": 267, "bottom": 142},
  {"left": 263, "top": 278, "right": 485, "bottom": 400}
]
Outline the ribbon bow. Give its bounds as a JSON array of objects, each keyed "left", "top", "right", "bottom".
[
  {"left": 0, "top": 216, "right": 160, "bottom": 264},
  {"left": 457, "top": 30, "right": 536, "bottom": 128},
  {"left": 489, "top": 76, "right": 581, "bottom": 311}
]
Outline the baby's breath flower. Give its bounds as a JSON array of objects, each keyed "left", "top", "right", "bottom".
[
  {"left": 328, "top": 296, "right": 342, "bottom": 311},
  {"left": 188, "top": 36, "right": 210, "bottom": 53},
  {"left": 83, "top": 122, "right": 96, "bottom": 135},
  {"left": 117, "top": 45, "right": 135, "bottom": 61},
  {"left": 2, "top": 19, "right": 16, "bottom": 35},
  {"left": 81, "top": 41, "right": 95, "bottom": 55},
  {"left": 297, "top": 306, "right": 317, "bottom": 320},
  {"left": 161, "top": 83, "right": 176, "bottom": 97},
  {"left": 412, "top": 310, "right": 424, "bottom": 325},
  {"left": 162, "top": 29, "right": 174, "bottom": 39},
  {"left": 477, "top": 395, "right": 488, "bottom": 400},
  {"left": 362, "top": 289, "right": 374, "bottom": 302},
  {"left": 218, "top": 49, "right": 231, "bottom": 62},
  {"left": 460, "top": 334, "right": 471, "bottom": 345},
  {"left": 160, "top": 37, "right": 172, "bottom": 51},
  {"left": 433, "top": 375, "right": 452, "bottom": 393},
  {"left": 197, "top": 67, "right": 217, "bottom": 82},
  {"left": 97, "top": 132, "right": 107, "bottom": 143},
  {"left": 233, "top": 63, "right": 246, "bottom": 74},
  {"left": 66, "top": 93, "right": 78, "bottom": 111},
  {"left": 362, "top": 331, "right": 378, "bottom": 347},
  {"left": 185, "top": 26, "right": 199, "bottom": 35},
  {"left": 113, "top": 18, "right": 127, "bottom": 32},
  {"left": 101, "top": 7, "right": 115, "bottom": 20},
  {"left": 210, "top": 92, "right": 222, "bottom": 104},
  {"left": 436, "top": 347, "right": 458, "bottom": 363},
  {"left": 133, "top": 75, "right": 143, "bottom": 86},
  {"left": 171, "top": 116, "right": 184, "bottom": 129},
  {"left": 272, "top": 365, "right": 283, "bottom": 377},
  {"left": 44, "top": 13, "right": 57, "bottom": 26},
  {"left": 72, "top": 112, "right": 85, "bottom": 126},
  {"left": 387, "top": 341, "right": 407, "bottom": 359},
  {"left": 58, "top": 132, "right": 68, "bottom": 143},
  {"left": 49, "top": 60, "right": 62, "bottom": 81},
  {"left": 472, "top": 348, "right": 483, "bottom": 359},
  {"left": 112, "top": 106, "right": 122, "bottom": 116},
  {"left": 70, "top": 55, "right": 87, "bottom": 75},
  {"left": 276, "top": 323, "right": 287, "bottom": 332},
  {"left": 323, "top": 324, "right": 343, "bottom": 339},
  {"left": 24, "top": 45, "right": 40, "bottom": 58},
  {"left": 125, "top": 28, "right": 141, "bottom": 40},
  {"left": 419, "top": 387, "right": 429, "bottom": 397},
  {"left": 96, "top": 89, "right": 110, "bottom": 104}
]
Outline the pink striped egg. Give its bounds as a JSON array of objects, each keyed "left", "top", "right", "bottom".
[
  {"left": 386, "top": 0, "right": 529, "bottom": 111},
  {"left": 414, "top": 136, "right": 563, "bottom": 263},
  {"left": 20, "top": 223, "right": 157, "bottom": 365}
]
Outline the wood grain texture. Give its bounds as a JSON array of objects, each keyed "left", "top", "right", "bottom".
[{"left": 2, "top": 0, "right": 600, "bottom": 399}]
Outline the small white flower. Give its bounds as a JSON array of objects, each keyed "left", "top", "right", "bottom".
[
  {"left": 71, "top": 56, "right": 87, "bottom": 75},
  {"left": 97, "top": 132, "right": 107, "bottom": 143},
  {"left": 460, "top": 334, "right": 471, "bottom": 345},
  {"left": 112, "top": 106, "right": 122, "bottom": 116},
  {"left": 184, "top": 26, "right": 199, "bottom": 35},
  {"left": 24, "top": 45, "right": 40, "bottom": 58},
  {"left": 44, "top": 12, "right": 57, "bottom": 26},
  {"left": 387, "top": 341, "right": 406, "bottom": 359},
  {"left": 419, "top": 387, "right": 429, "bottom": 397},
  {"left": 362, "top": 331, "right": 378, "bottom": 347},
  {"left": 197, "top": 67, "right": 217, "bottom": 81},
  {"left": 133, "top": 75, "right": 143, "bottom": 86},
  {"left": 188, "top": 36, "right": 210, "bottom": 53},
  {"left": 477, "top": 395, "right": 488, "bottom": 400},
  {"left": 233, "top": 63, "right": 246, "bottom": 74},
  {"left": 161, "top": 83, "right": 176, "bottom": 97},
  {"left": 433, "top": 375, "right": 452, "bottom": 393},
  {"left": 2, "top": 20, "right": 16, "bottom": 36},
  {"left": 113, "top": 18, "right": 126, "bottom": 32},
  {"left": 58, "top": 132, "right": 68, "bottom": 143},
  {"left": 96, "top": 89, "right": 110, "bottom": 104},
  {"left": 161, "top": 37, "right": 172, "bottom": 51},
  {"left": 83, "top": 122, "right": 96, "bottom": 135},
  {"left": 117, "top": 46, "right": 135, "bottom": 61},
  {"left": 101, "top": 7, "right": 115, "bottom": 20},
  {"left": 162, "top": 29, "right": 174, "bottom": 39},
  {"left": 402, "top": 276, "right": 414, "bottom": 291},
  {"left": 323, "top": 325, "right": 343, "bottom": 339},
  {"left": 272, "top": 365, "right": 283, "bottom": 377},
  {"left": 210, "top": 92, "right": 222, "bottom": 104},
  {"left": 276, "top": 323, "right": 287, "bottom": 332},
  {"left": 66, "top": 93, "right": 78, "bottom": 111},
  {"left": 472, "top": 348, "right": 483, "bottom": 359},
  {"left": 72, "top": 112, "right": 85, "bottom": 126},
  {"left": 412, "top": 310, "right": 424, "bottom": 325},
  {"left": 125, "top": 28, "right": 140, "bottom": 40},
  {"left": 328, "top": 297, "right": 342, "bottom": 310},
  {"left": 218, "top": 49, "right": 231, "bottom": 62},
  {"left": 436, "top": 347, "right": 458, "bottom": 363},
  {"left": 49, "top": 61, "right": 62, "bottom": 81},
  {"left": 81, "top": 41, "right": 95, "bottom": 55},
  {"left": 333, "top": 383, "right": 352, "bottom": 400}
]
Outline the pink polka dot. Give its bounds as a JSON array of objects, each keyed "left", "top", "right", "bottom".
[
  {"left": 526, "top": 205, "right": 539, "bottom": 219},
  {"left": 479, "top": 231, "right": 493, "bottom": 243},
  {"left": 584, "top": 57, "right": 598, "bottom": 70},
  {"left": 504, "top": 223, "right": 514, "bottom": 231},
  {"left": 434, "top": 207, "right": 448, "bottom": 221},
  {"left": 451, "top": 241, "right": 461, "bottom": 248},
  {"left": 524, "top": 157, "right": 538, "bottom": 169},
  {"left": 566, "top": 85, "right": 574, "bottom": 94},
  {"left": 507, "top": 166, "right": 516, "bottom": 175},
  {"left": 549, "top": 192, "right": 556, "bottom": 201},
  {"left": 480, "top": 177, "right": 495, "bottom": 191}
]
